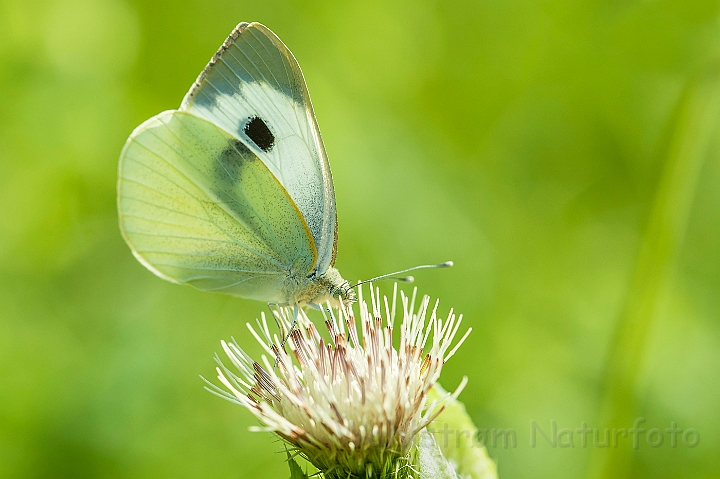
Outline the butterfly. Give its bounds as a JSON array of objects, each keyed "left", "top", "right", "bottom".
[{"left": 118, "top": 22, "right": 450, "bottom": 310}]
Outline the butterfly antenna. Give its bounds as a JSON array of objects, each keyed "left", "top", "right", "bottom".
[{"left": 350, "top": 261, "right": 453, "bottom": 289}]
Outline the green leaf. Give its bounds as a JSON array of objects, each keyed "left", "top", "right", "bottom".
[
  {"left": 418, "top": 429, "right": 460, "bottom": 479},
  {"left": 287, "top": 453, "right": 309, "bottom": 479},
  {"left": 426, "top": 383, "right": 498, "bottom": 479}
]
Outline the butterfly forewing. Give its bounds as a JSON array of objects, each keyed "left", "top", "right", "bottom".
[
  {"left": 118, "top": 110, "right": 316, "bottom": 301},
  {"left": 180, "top": 22, "right": 337, "bottom": 277}
]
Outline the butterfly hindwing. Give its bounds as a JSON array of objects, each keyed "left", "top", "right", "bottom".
[
  {"left": 180, "top": 22, "right": 338, "bottom": 277},
  {"left": 118, "top": 110, "right": 316, "bottom": 301}
]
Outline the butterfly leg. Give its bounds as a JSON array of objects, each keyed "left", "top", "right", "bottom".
[
  {"left": 267, "top": 302, "right": 283, "bottom": 368},
  {"left": 308, "top": 302, "right": 332, "bottom": 314},
  {"left": 274, "top": 303, "right": 300, "bottom": 369},
  {"left": 266, "top": 302, "right": 282, "bottom": 336}
]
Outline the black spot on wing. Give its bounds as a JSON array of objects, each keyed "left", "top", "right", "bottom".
[
  {"left": 244, "top": 116, "right": 275, "bottom": 152},
  {"left": 222, "top": 138, "right": 252, "bottom": 158},
  {"left": 209, "top": 139, "right": 266, "bottom": 238},
  {"left": 212, "top": 139, "right": 253, "bottom": 193},
  {"left": 220, "top": 138, "right": 252, "bottom": 170}
]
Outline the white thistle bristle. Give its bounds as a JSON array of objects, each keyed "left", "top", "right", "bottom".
[{"left": 205, "top": 286, "right": 470, "bottom": 477}]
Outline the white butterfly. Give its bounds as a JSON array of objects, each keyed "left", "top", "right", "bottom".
[
  {"left": 118, "top": 22, "right": 451, "bottom": 311},
  {"left": 117, "top": 22, "right": 354, "bottom": 308}
]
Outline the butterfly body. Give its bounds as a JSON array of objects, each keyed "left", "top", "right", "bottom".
[
  {"left": 118, "top": 22, "right": 354, "bottom": 307},
  {"left": 282, "top": 266, "right": 353, "bottom": 308}
]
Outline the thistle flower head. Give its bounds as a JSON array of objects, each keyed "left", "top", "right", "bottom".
[{"left": 206, "top": 286, "right": 471, "bottom": 478}]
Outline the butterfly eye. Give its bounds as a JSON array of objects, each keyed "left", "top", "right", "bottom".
[{"left": 244, "top": 116, "right": 275, "bottom": 152}]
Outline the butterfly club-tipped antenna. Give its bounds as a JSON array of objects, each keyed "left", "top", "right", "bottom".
[{"left": 350, "top": 261, "right": 454, "bottom": 290}]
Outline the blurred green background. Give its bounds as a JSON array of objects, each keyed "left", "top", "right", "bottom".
[{"left": 2, "top": 0, "right": 720, "bottom": 477}]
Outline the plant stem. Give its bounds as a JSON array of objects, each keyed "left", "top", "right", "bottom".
[{"left": 588, "top": 72, "right": 720, "bottom": 479}]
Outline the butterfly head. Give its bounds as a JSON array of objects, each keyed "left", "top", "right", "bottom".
[
  {"left": 313, "top": 266, "right": 356, "bottom": 307},
  {"left": 324, "top": 261, "right": 454, "bottom": 308},
  {"left": 332, "top": 279, "right": 357, "bottom": 306}
]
